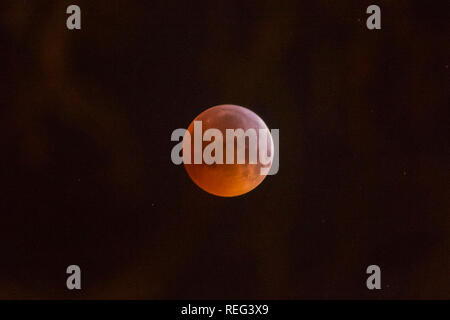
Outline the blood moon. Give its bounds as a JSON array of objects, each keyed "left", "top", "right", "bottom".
[{"left": 183, "top": 104, "right": 274, "bottom": 197}]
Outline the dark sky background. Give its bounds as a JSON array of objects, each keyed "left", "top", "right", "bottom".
[{"left": 0, "top": 0, "right": 448, "bottom": 299}]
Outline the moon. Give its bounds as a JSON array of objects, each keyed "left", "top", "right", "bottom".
[{"left": 183, "top": 104, "right": 273, "bottom": 197}]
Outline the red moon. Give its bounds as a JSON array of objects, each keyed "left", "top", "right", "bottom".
[{"left": 183, "top": 104, "right": 273, "bottom": 197}]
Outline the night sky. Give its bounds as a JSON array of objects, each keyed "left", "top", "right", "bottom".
[{"left": 0, "top": 0, "right": 448, "bottom": 299}]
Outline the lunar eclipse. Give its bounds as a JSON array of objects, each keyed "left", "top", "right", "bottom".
[{"left": 182, "top": 105, "right": 274, "bottom": 197}]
